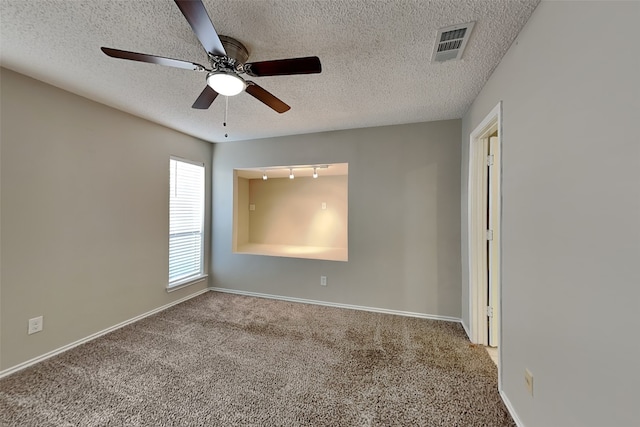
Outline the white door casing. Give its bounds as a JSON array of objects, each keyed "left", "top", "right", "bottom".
[{"left": 468, "top": 102, "right": 501, "bottom": 357}]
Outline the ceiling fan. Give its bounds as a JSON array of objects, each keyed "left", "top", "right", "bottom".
[{"left": 101, "top": 0, "right": 322, "bottom": 114}]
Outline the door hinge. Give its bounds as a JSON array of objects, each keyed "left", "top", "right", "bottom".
[
  {"left": 487, "top": 306, "right": 493, "bottom": 318},
  {"left": 486, "top": 229, "right": 494, "bottom": 241},
  {"left": 486, "top": 154, "right": 494, "bottom": 166}
]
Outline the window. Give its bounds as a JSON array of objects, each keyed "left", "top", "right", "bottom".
[{"left": 169, "top": 157, "right": 205, "bottom": 287}]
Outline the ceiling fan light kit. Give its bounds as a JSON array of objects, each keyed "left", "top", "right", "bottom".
[
  {"left": 100, "top": 0, "right": 321, "bottom": 118},
  {"left": 207, "top": 72, "right": 245, "bottom": 97}
]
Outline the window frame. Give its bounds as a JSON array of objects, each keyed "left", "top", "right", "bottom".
[{"left": 167, "top": 156, "right": 207, "bottom": 291}]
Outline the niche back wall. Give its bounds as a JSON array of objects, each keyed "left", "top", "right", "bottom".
[
  {"left": 249, "top": 175, "right": 348, "bottom": 248},
  {"left": 212, "top": 120, "right": 461, "bottom": 317}
]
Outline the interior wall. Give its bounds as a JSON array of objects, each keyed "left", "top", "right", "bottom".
[
  {"left": 461, "top": 2, "right": 639, "bottom": 426},
  {"left": 248, "top": 175, "right": 348, "bottom": 248},
  {"left": 0, "top": 68, "right": 213, "bottom": 371},
  {"left": 212, "top": 120, "right": 462, "bottom": 317}
]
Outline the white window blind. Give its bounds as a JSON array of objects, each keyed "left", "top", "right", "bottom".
[{"left": 169, "top": 158, "right": 205, "bottom": 286}]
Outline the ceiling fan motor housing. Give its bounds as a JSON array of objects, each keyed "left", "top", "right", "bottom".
[{"left": 218, "top": 35, "right": 249, "bottom": 64}]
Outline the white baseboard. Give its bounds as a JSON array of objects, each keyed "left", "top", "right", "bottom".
[
  {"left": 209, "top": 287, "right": 462, "bottom": 323},
  {"left": 2, "top": 287, "right": 464, "bottom": 379},
  {"left": 500, "top": 389, "right": 525, "bottom": 427},
  {"left": 0, "top": 288, "right": 209, "bottom": 379},
  {"left": 461, "top": 320, "right": 472, "bottom": 340}
]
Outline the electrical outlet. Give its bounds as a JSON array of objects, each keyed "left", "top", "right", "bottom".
[
  {"left": 320, "top": 276, "right": 327, "bottom": 286},
  {"left": 524, "top": 368, "right": 534, "bottom": 396},
  {"left": 321, "top": 202, "right": 327, "bottom": 210},
  {"left": 28, "top": 316, "right": 43, "bottom": 335}
]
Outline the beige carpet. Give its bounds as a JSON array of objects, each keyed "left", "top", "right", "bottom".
[{"left": 0, "top": 292, "right": 515, "bottom": 426}]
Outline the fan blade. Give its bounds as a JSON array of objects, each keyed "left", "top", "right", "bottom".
[
  {"left": 245, "top": 82, "right": 291, "bottom": 113},
  {"left": 101, "top": 47, "right": 206, "bottom": 71},
  {"left": 192, "top": 86, "right": 219, "bottom": 109},
  {"left": 174, "top": 0, "right": 226, "bottom": 56},
  {"left": 245, "top": 56, "right": 322, "bottom": 77}
]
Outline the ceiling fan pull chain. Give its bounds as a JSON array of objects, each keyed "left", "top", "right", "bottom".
[{"left": 224, "top": 95, "right": 228, "bottom": 138}]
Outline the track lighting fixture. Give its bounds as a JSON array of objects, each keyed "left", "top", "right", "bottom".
[{"left": 252, "top": 164, "right": 329, "bottom": 179}]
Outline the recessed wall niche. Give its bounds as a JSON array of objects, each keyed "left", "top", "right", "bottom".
[{"left": 233, "top": 163, "right": 348, "bottom": 261}]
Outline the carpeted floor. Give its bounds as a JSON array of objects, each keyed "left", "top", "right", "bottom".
[{"left": 0, "top": 292, "right": 515, "bottom": 426}]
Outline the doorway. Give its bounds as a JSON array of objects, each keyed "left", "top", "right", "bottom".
[{"left": 468, "top": 102, "right": 502, "bottom": 369}]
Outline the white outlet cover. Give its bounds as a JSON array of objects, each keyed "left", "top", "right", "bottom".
[
  {"left": 28, "top": 316, "right": 43, "bottom": 334},
  {"left": 525, "top": 368, "right": 534, "bottom": 396}
]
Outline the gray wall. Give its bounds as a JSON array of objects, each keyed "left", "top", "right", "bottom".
[
  {"left": 212, "top": 120, "right": 462, "bottom": 317},
  {"left": 461, "top": 2, "right": 639, "bottom": 426},
  {"left": 0, "top": 68, "right": 213, "bottom": 371}
]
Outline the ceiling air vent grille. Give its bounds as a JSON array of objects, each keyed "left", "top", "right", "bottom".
[{"left": 432, "top": 22, "right": 475, "bottom": 63}]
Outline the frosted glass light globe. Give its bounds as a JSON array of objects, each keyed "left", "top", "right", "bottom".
[{"left": 206, "top": 72, "right": 245, "bottom": 96}]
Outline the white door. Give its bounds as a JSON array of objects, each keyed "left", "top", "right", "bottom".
[{"left": 488, "top": 135, "right": 500, "bottom": 347}]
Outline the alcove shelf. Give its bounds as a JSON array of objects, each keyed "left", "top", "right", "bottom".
[{"left": 233, "top": 163, "right": 348, "bottom": 262}]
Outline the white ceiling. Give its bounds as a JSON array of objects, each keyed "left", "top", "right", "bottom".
[{"left": 0, "top": 0, "right": 539, "bottom": 143}]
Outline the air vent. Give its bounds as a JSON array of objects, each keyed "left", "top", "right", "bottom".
[{"left": 431, "top": 22, "right": 475, "bottom": 63}]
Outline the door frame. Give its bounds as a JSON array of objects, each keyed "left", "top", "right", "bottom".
[
  {"left": 487, "top": 133, "right": 500, "bottom": 347},
  {"left": 467, "top": 102, "right": 502, "bottom": 357}
]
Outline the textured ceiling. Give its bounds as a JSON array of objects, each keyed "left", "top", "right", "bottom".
[{"left": 0, "top": 0, "right": 539, "bottom": 143}]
